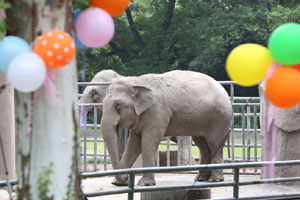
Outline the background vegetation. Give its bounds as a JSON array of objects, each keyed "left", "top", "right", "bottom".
[{"left": 76, "top": 0, "right": 300, "bottom": 96}]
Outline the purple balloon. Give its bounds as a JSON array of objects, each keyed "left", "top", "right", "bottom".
[{"left": 75, "top": 8, "right": 115, "bottom": 48}]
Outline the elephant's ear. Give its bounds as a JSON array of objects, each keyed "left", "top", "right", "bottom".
[{"left": 133, "top": 86, "right": 155, "bottom": 115}]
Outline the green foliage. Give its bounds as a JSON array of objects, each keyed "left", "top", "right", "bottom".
[
  {"left": 76, "top": 0, "right": 300, "bottom": 96},
  {"left": 73, "top": 0, "right": 90, "bottom": 10},
  {"left": 0, "top": 0, "right": 10, "bottom": 40},
  {"left": 37, "top": 163, "right": 54, "bottom": 200}
]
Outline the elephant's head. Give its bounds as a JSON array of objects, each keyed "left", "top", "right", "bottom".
[
  {"left": 100, "top": 77, "right": 155, "bottom": 179},
  {"left": 78, "top": 70, "right": 121, "bottom": 116}
]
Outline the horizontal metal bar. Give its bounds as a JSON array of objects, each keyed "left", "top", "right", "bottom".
[
  {"left": 238, "top": 193, "right": 300, "bottom": 200},
  {"left": 77, "top": 82, "right": 111, "bottom": 86},
  {"left": 80, "top": 124, "right": 101, "bottom": 128},
  {"left": 82, "top": 160, "right": 300, "bottom": 178},
  {"left": 239, "top": 177, "right": 300, "bottom": 186},
  {"left": 85, "top": 188, "right": 132, "bottom": 197},
  {"left": 134, "top": 182, "right": 235, "bottom": 193},
  {"left": 218, "top": 81, "right": 236, "bottom": 85},
  {"left": 0, "top": 179, "right": 18, "bottom": 187},
  {"left": 232, "top": 103, "right": 260, "bottom": 106},
  {"left": 78, "top": 103, "right": 103, "bottom": 106}
]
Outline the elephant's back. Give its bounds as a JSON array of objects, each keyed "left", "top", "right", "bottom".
[{"left": 146, "top": 70, "right": 232, "bottom": 128}]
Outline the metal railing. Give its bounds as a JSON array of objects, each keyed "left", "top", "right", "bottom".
[
  {"left": 2, "top": 160, "right": 300, "bottom": 199},
  {"left": 81, "top": 160, "right": 300, "bottom": 200},
  {"left": 78, "top": 81, "right": 263, "bottom": 173}
]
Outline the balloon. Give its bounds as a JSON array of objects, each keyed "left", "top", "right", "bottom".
[
  {"left": 33, "top": 30, "right": 76, "bottom": 68},
  {"left": 268, "top": 23, "right": 300, "bottom": 65},
  {"left": 90, "top": 0, "right": 130, "bottom": 17},
  {"left": 226, "top": 43, "right": 272, "bottom": 86},
  {"left": 75, "top": 8, "right": 115, "bottom": 48},
  {"left": 293, "top": 63, "right": 300, "bottom": 72},
  {"left": 74, "top": 9, "right": 88, "bottom": 48},
  {"left": 0, "top": 36, "right": 31, "bottom": 73},
  {"left": 7, "top": 53, "right": 46, "bottom": 93},
  {"left": 266, "top": 66, "right": 300, "bottom": 108}
]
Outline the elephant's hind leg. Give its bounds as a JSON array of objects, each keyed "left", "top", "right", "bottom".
[{"left": 193, "top": 137, "right": 212, "bottom": 181}]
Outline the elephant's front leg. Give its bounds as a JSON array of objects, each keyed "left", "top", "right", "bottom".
[
  {"left": 138, "top": 131, "right": 162, "bottom": 186},
  {"left": 112, "top": 133, "right": 141, "bottom": 186}
]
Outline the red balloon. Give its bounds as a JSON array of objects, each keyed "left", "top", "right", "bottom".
[{"left": 293, "top": 63, "right": 300, "bottom": 72}]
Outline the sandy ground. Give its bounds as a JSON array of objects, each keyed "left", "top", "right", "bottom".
[{"left": 1, "top": 172, "right": 300, "bottom": 200}]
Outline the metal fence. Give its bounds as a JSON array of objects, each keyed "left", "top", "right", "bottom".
[
  {"left": 81, "top": 160, "right": 300, "bottom": 200},
  {"left": 78, "top": 81, "right": 262, "bottom": 173},
  {"left": 2, "top": 161, "right": 300, "bottom": 199}
]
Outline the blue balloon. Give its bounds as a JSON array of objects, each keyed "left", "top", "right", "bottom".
[
  {"left": 0, "top": 36, "right": 31, "bottom": 73},
  {"left": 74, "top": 8, "right": 88, "bottom": 49}
]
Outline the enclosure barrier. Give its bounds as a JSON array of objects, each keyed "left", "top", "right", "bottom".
[
  {"left": 78, "top": 81, "right": 263, "bottom": 173},
  {"left": 81, "top": 160, "right": 300, "bottom": 200},
  {"left": 1, "top": 160, "right": 300, "bottom": 199}
]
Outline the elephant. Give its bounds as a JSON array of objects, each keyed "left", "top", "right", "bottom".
[
  {"left": 101, "top": 70, "right": 232, "bottom": 186},
  {"left": 79, "top": 69, "right": 194, "bottom": 165}
]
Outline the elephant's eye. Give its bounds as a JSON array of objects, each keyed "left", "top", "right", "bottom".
[{"left": 116, "top": 102, "right": 121, "bottom": 111}]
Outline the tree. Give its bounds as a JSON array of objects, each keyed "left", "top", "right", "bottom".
[
  {"left": 0, "top": 0, "right": 15, "bottom": 182},
  {"left": 76, "top": 0, "right": 300, "bottom": 96},
  {"left": 6, "top": 0, "right": 83, "bottom": 199}
]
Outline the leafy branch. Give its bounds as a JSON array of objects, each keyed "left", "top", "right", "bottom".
[{"left": 0, "top": 0, "right": 10, "bottom": 40}]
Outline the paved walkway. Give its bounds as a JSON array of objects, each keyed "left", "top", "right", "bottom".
[
  {"left": 1, "top": 173, "right": 300, "bottom": 199},
  {"left": 82, "top": 173, "right": 300, "bottom": 200}
]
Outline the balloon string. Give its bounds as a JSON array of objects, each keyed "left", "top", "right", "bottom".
[
  {"left": 27, "top": 93, "right": 35, "bottom": 133},
  {"left": 266, "top": 61, "right": 280, "bottom": 80},
  {"left": 43, "top": 69, "right": 63, "bottom": 107}
]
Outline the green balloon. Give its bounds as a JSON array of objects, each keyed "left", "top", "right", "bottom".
[{"left": 268, "top": 23, "right": 300, "bottom": 65}]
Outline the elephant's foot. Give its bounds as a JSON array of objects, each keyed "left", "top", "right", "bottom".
[
  {"left": 137, "top": 177, "right": 156, "bottom": 186},
  {"left": 111, "top": 175, "right": 129, "bottom": 186},
  {"left": 195, "top": 170, "right": 211, "bottom": 181},
  {"left": 195, "top": 174, "right": 209, "bottom": 181},
  {"left": 208, "top": 170, "right": 224, "bottom": 182}
]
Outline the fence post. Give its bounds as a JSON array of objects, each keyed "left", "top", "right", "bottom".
[
  {"left": 128, "top": 173, "right": 135, "bottom": 200},
  {"left": 233, "top": 167, "right": 240, "bottom": 199},
  {"left": 93, "top": 106, "right": 98, "bottom": 171}
]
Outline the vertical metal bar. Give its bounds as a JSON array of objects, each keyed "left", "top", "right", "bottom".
[
  {"left": 230, "top": 83, "right": 235, "bottom": 165},
  {"left": 104, "top": 142, "right": 107, "bottom": 171},
  {"left": 93, "top": 106, "right": 98, "bottom": 171},
  {"left": 247, "top": 106, "right": 251, "bottom": 162},
  {"left": 83, "top": 109, "right": 87, "bottom": 172},
  {"left": 233, "top": 167, "right": 240, "bottom": 199},
  {"left": 167, "top": 137, "right": 170, "bottom": 167},
  {"left": 103, "top": 85, "right": 107, "bottom": 171},
  {"left": 156, "top": 150, "right": 160, "bottom": 167},
  {"left": 128, "top": 173, "right": 135, "bottom": 200},
  {"left": 242, "top": 106, "right": 245, "bottom": 173},
  {"left": 254, "top": 106, "right": 258, "bottom": 173},
  {"left": 188, "top": 136, "right": 192, "bottom": 165},
  {"left": 177, "top": 136, "right": 182, "bottom": 166}
]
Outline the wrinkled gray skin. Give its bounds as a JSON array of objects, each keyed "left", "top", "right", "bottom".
[
  {"left": 101, "top": 70, "right": 232, "bottom": 186},
  {"left": 79, "top": 70, "right": 193, "bottom": 164}
]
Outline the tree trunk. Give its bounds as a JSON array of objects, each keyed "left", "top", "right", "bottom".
[
  {"left": 0, "top": 7, "right": 15, "bottom": 180},
  {"left": 7, "top": 0, "right": 82, "bottom": 199}
]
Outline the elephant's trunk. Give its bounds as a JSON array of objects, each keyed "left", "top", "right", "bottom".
[
  {"left": 101, "top": 115, "right": 121, "bottom": 170},
  {"left": 101, "top": 107, "right": 127, "bottom": 183}
]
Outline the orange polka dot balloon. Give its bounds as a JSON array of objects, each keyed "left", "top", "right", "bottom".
[{"left": 34, "top": 30, "right": 75, "bottom": 68}]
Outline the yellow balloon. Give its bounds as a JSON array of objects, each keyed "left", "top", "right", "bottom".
[{"left": 226, "top": 43, "right": 273, "bottom": 86}]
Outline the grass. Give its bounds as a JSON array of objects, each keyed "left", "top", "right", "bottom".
[{"left": 80, "top": 140, "right": 262, "bottom": 163}]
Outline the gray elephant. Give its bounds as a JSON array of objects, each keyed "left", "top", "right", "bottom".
[
  {"left": 79, "top": 70, "right": 194, "bottom": 165},
  {"left": 101, "top": 70, "right": 232, "bottom": 186}
]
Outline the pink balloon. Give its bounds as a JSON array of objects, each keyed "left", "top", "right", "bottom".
[{"left": 75, "top": 8, "right": 115, "bottom": 48}]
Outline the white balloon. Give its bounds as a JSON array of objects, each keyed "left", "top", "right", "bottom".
[{"left": 8, "top": 52, "right": 46, "bottom": 93}]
